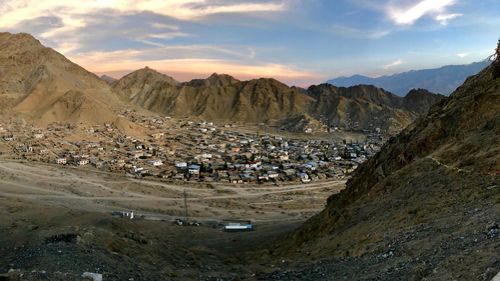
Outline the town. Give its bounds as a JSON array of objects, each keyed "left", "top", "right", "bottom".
[{"left": 0, "top": 110, "right": 388, "bottom": 185}]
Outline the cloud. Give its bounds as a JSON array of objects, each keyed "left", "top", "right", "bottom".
[
  {"left": 370, "top": 30, "right": 391, "bottom": 39},
  {"left": 151, "top": 23, "right": 180, "bottom": 30},
  {"left": 386, "top": 0, "right": 459, "bottom": 26},
  {"left": 0, "top": 0, "right": 287, "bottom": 29},
  {"left": 330, "top": 24, "right": 391, "bottom": 39},
  {"left": 0, "top": 0, "right": 289, "bottom": 56},
  {"left": 435, "top": 13, "right": 463, "bottom": 25},
  {"left": 172, "top": 1, "right": 287, "bottom": 18},
  {"left": 456, "top": 52, "right": 469, "bottom": 58},
  {"left": 383, "top": 59, "right": 403, "bottom": 69}
]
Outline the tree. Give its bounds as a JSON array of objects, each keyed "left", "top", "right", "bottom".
[{"left": 494, "top": 38, "right": 500, "bottom": 78}]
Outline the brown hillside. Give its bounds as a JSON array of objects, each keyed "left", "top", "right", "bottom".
[
  {"left": 307, "top": 84, "right": 443, "bottom": 133},
  {"left": 114, "top": 69, "right": 444, "bottom": 131},
  {"left": 100, "top": 74, "right": 118, "bottom": 85},
  {"left": 273, "top": 62, "right": 499, "bottom": 280},
  {"left": 0, "top": 32, "right": 132, "bottom": 129},
  {"left": 114, "top": 71, "right": 315, "bottom": 123}
]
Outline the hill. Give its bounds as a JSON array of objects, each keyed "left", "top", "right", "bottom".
[
  {"left": 113, "top": 69, "right": 444, "bottom": 133},
  {"left": 0, "top": 32, "right": 443, "bottom": 136},
  {"left": 270, "top": 56, "right": 499, "bottom": 280},
  {"left": 307, "top": 84, "right": 443, "bottom": 133},
  {"left": 327, "top": 61, "right": 490, "bottom": 96},
  {"left": 114, "top": 71, "right": 315, "bottom": 124},
  {"left": 0, "top": 32, "right": 142, "bottom": 134},
  {"left": 100, "top": 74, "right": 118, "bottom": 85}
]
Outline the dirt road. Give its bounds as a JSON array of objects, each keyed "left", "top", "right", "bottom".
[{"left": 0, "top": 160, "right": 345, "bottom": 222}]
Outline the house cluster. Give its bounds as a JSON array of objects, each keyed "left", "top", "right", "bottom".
[
  {"left": 0, "top": 111, "right": 387, "bottom": 185},
  {"left": 160, "top": 129, "right": 383, "bottom": 184}
]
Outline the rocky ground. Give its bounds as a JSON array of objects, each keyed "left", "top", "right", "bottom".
[
  {"left": 0, "top": 159, "right": 337, "bottom": 280},
  {"left": 263, "top": 56, "right": 500, "bottom": 281},
  {"left": 0, "top": 195, "right": 302, "bottom": 281}
]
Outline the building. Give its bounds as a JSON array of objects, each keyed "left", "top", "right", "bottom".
[
  {"left": 188, "top": 164, "right": 201, "bottom": 175},
  {"left": 148, "top": 159, "right": 163, "bottom": 166},
  {"left": 131, "top": 166, "right": 144, "bottom": 173},
  {"left": 298, "top": 172, "right": 311, "bottom": 183},
  {"left": 76, "top": 159, "right": 89, "bottom": 166},
  {"left": 222, "top": 220, "right": 253, "bottom": 232}
]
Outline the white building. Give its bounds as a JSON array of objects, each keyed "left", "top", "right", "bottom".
[
  {"left": 76, "top": 159, "right": 89, "bottom": 166},
  {"left": 131, "top": 166, "right": 144, "bottom": 173},
  {"left": 148, "top": 159, "right": 163, "bottom": 166}
]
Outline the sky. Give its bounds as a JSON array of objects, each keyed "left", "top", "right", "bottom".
[{"left": 1, "top": 0, "right": 499, "bottom": 86}]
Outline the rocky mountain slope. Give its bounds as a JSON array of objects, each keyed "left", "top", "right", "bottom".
[
  {"left": 100, "top": 74, "right": 118, "bottom": 85},
  {"left": 306, "top": 84, "right": 443, "bottom": 133},
  {"left": 271, "top": 58, "right": 499, "bottom": 280},
  {"left": 0, "top": 31, "right": 445, "bottom": 135},
  {"left": 328, "top": 60, "right": 490, "bottom": 96},
  {"left": 114, "top": 70, "right": 315, "bottom": 124},
  {"left": 0, "top": 32, "right": 135, "bottom": 129},
  {"left": 113, "top": 69, "right": 444, "bottom": 133}
]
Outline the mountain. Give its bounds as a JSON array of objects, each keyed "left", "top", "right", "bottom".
[
  {"left": 100, "top": 74, "right": 118, "bottom": 85},
  {"left": 0, "top": 32, "right": 132, "bottom": 128},
  {"left": 114, "top": 70, "right": 315, "bottom": 124},
  {"left": 112, "top": 67, "right": 181, "bottom": 113},
  {"left": 401, "top": 88, "right": 443, "bottom": 114},
  {"left": 113, "top": 69, "right": 444, "bottom": 133},
  {"left": 0, "top": 32, "right": 443, "bottom": 136},
  {"left": 272, "top": 60, "right": 499, "bottom": 279},
  {"left": 306, "top": 84, "right": 444, "bottom": 133},
  {"left": 327, "top": 61, "right": 490, "bottom": 96}
]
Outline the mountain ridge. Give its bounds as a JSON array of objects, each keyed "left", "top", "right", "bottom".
[
  {"left": 0, "top": 32, "right": 144, "bottom": 136},
  {"left": 270, "top": 58, "right": 500, "bottom": 280},
  {"left": 328, "top": 61, "right": 490, "bottom": 96},
  {"left": 113, "top": 68, "right": 445, "bottom": 133},
  {"left": 0, "top": 32, "right": 446, "bottom": 136}
]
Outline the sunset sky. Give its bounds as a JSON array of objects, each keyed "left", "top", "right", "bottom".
[{"left": 1, "top": 0, "right": 499, "bottom": 86}]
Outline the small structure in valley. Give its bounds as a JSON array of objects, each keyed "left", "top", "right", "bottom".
[
  {"left": 222, "top": 220, "right": 253, "bottom": 232},
  {"left": 112, "top": 211, "right": 134, "bottom": 219}
]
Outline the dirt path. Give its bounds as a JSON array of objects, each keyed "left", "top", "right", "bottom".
[{"left": 0, "top": 160, "right": 344, "bottom": 222}]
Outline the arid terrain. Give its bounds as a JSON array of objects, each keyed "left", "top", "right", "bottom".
[
  {"left": 0, "top": 159, "right": 344, "bottom": 280},
  {"left": 0, "top": 31, "right": 498, "bottom": 281},
  {"left": 0, "top": 160, "right": 344, "bottom": 222}
]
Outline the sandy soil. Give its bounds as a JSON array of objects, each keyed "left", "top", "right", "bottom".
[
  {"left": 0, "top": 158, "right": 346, "bottom": 280},
  {"left": 0, "top": 160, "right": 344, "bottom": 223}
]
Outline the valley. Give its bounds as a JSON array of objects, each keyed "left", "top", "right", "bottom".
[
  {"left": 0, "top": 157, "right": 344, "bottom": 280},
  {"left": 0, "top": 160, "right": 344, "bottom": 223},
  {"left": 0, "top": 109, "right": 380, "bottom": 186},
  {"left": 0, "top": 30, "right": 498, "bottom": 281}
]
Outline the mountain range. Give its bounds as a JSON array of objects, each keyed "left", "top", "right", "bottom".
[
  {"left": 0, "top": 32, "right": 444, "bottom": 135},
  {"left": 327, "top": 61, "right": 490, "bottom": 96},
  {"left": 112, "top": 68, "right": 444, "bottom": 133}
]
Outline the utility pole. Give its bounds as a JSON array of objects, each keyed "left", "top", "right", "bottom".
[{"left": 183, "top": 190, "right": 189, "bottom": 223}]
